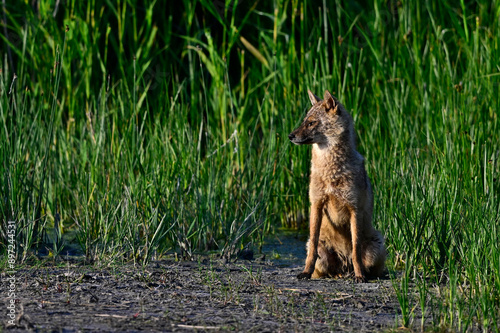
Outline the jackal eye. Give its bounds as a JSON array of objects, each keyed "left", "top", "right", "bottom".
[{"left": 307, "top": 121, "right": 316, "bottom": 128}]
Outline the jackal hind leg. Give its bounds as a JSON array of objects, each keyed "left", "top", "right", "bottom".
[
  {"left": 311, "top": 240, "right": 344, "bottom": 279},
  {"left": 361, "top": 231, "right": 387, "bottom": 279}
]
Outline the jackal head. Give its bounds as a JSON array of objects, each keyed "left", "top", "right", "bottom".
[{"left": 288, "top": 90, "right": 352, "bottom": 146}]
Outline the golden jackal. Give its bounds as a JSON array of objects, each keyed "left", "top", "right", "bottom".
[{"left": 289, "top": 90, "right": 386, "bottom": 282}]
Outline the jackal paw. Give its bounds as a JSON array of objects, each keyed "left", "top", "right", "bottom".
[
  {"left": 354, "top": 276, "right": 367, "bottom": 283},
  {"left": 297, "top": 272, "right": 312, "bottom": 280}
]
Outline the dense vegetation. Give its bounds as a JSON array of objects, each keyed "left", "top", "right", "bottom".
[{"left": 1, "top": 0, "right": 499, "bottom": 330}]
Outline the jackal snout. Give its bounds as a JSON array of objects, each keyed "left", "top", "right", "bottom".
[
  {"left": 288, "top": 120, "right": 320, "bottom": 145},
  {"left": 288, "top": 130, "right": 316, "bottom": 145}
]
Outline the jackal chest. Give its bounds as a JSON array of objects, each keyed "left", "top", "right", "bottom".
[
  {"left": 309, "top": 171, "right": 351, "bottom": 203},
  {"left": 323, "top": 196, "right": 351, "bottom": 227}
]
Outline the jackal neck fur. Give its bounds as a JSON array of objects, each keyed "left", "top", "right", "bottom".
[{"left": 310, "top": 112, "right": 365, "bottom": 206}]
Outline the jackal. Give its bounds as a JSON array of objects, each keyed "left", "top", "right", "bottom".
[{"left": 289, "top": 90, "right": 386, "bottom": 282}]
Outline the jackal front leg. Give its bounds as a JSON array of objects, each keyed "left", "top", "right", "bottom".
[
  {"left": 297, "top": 201, "right": 324, "bottom": 280},
  {"left": 350, "top": 209, "right": 367, "bottom": 283}
]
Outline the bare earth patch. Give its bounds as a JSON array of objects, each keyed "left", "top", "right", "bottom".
[{"left": 2, "top": 236, "right": 404, "bottom": 332}]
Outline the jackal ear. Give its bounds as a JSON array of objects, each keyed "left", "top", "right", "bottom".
[
  {"left": 323, "top": 90, "right": 338, "bottom": 112},
  {"left": 307, "top": 89, "right": 322, "bottom": 106}
]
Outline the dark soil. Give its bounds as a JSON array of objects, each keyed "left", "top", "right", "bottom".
[{"left": 1, "top": 234, "right": 405, "bottom": 332}]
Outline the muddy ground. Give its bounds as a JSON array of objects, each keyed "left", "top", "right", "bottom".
[{"left": 2, "top": 234, "right": 412, "bottom": 332}]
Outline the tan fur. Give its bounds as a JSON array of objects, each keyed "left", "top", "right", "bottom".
[{"left": 289, "top": 90, "right": 386, "bottom": 282}]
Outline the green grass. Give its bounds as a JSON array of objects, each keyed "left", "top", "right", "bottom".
[{"left": 1, "top": 0, "right": 499, "bottom": 330}]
